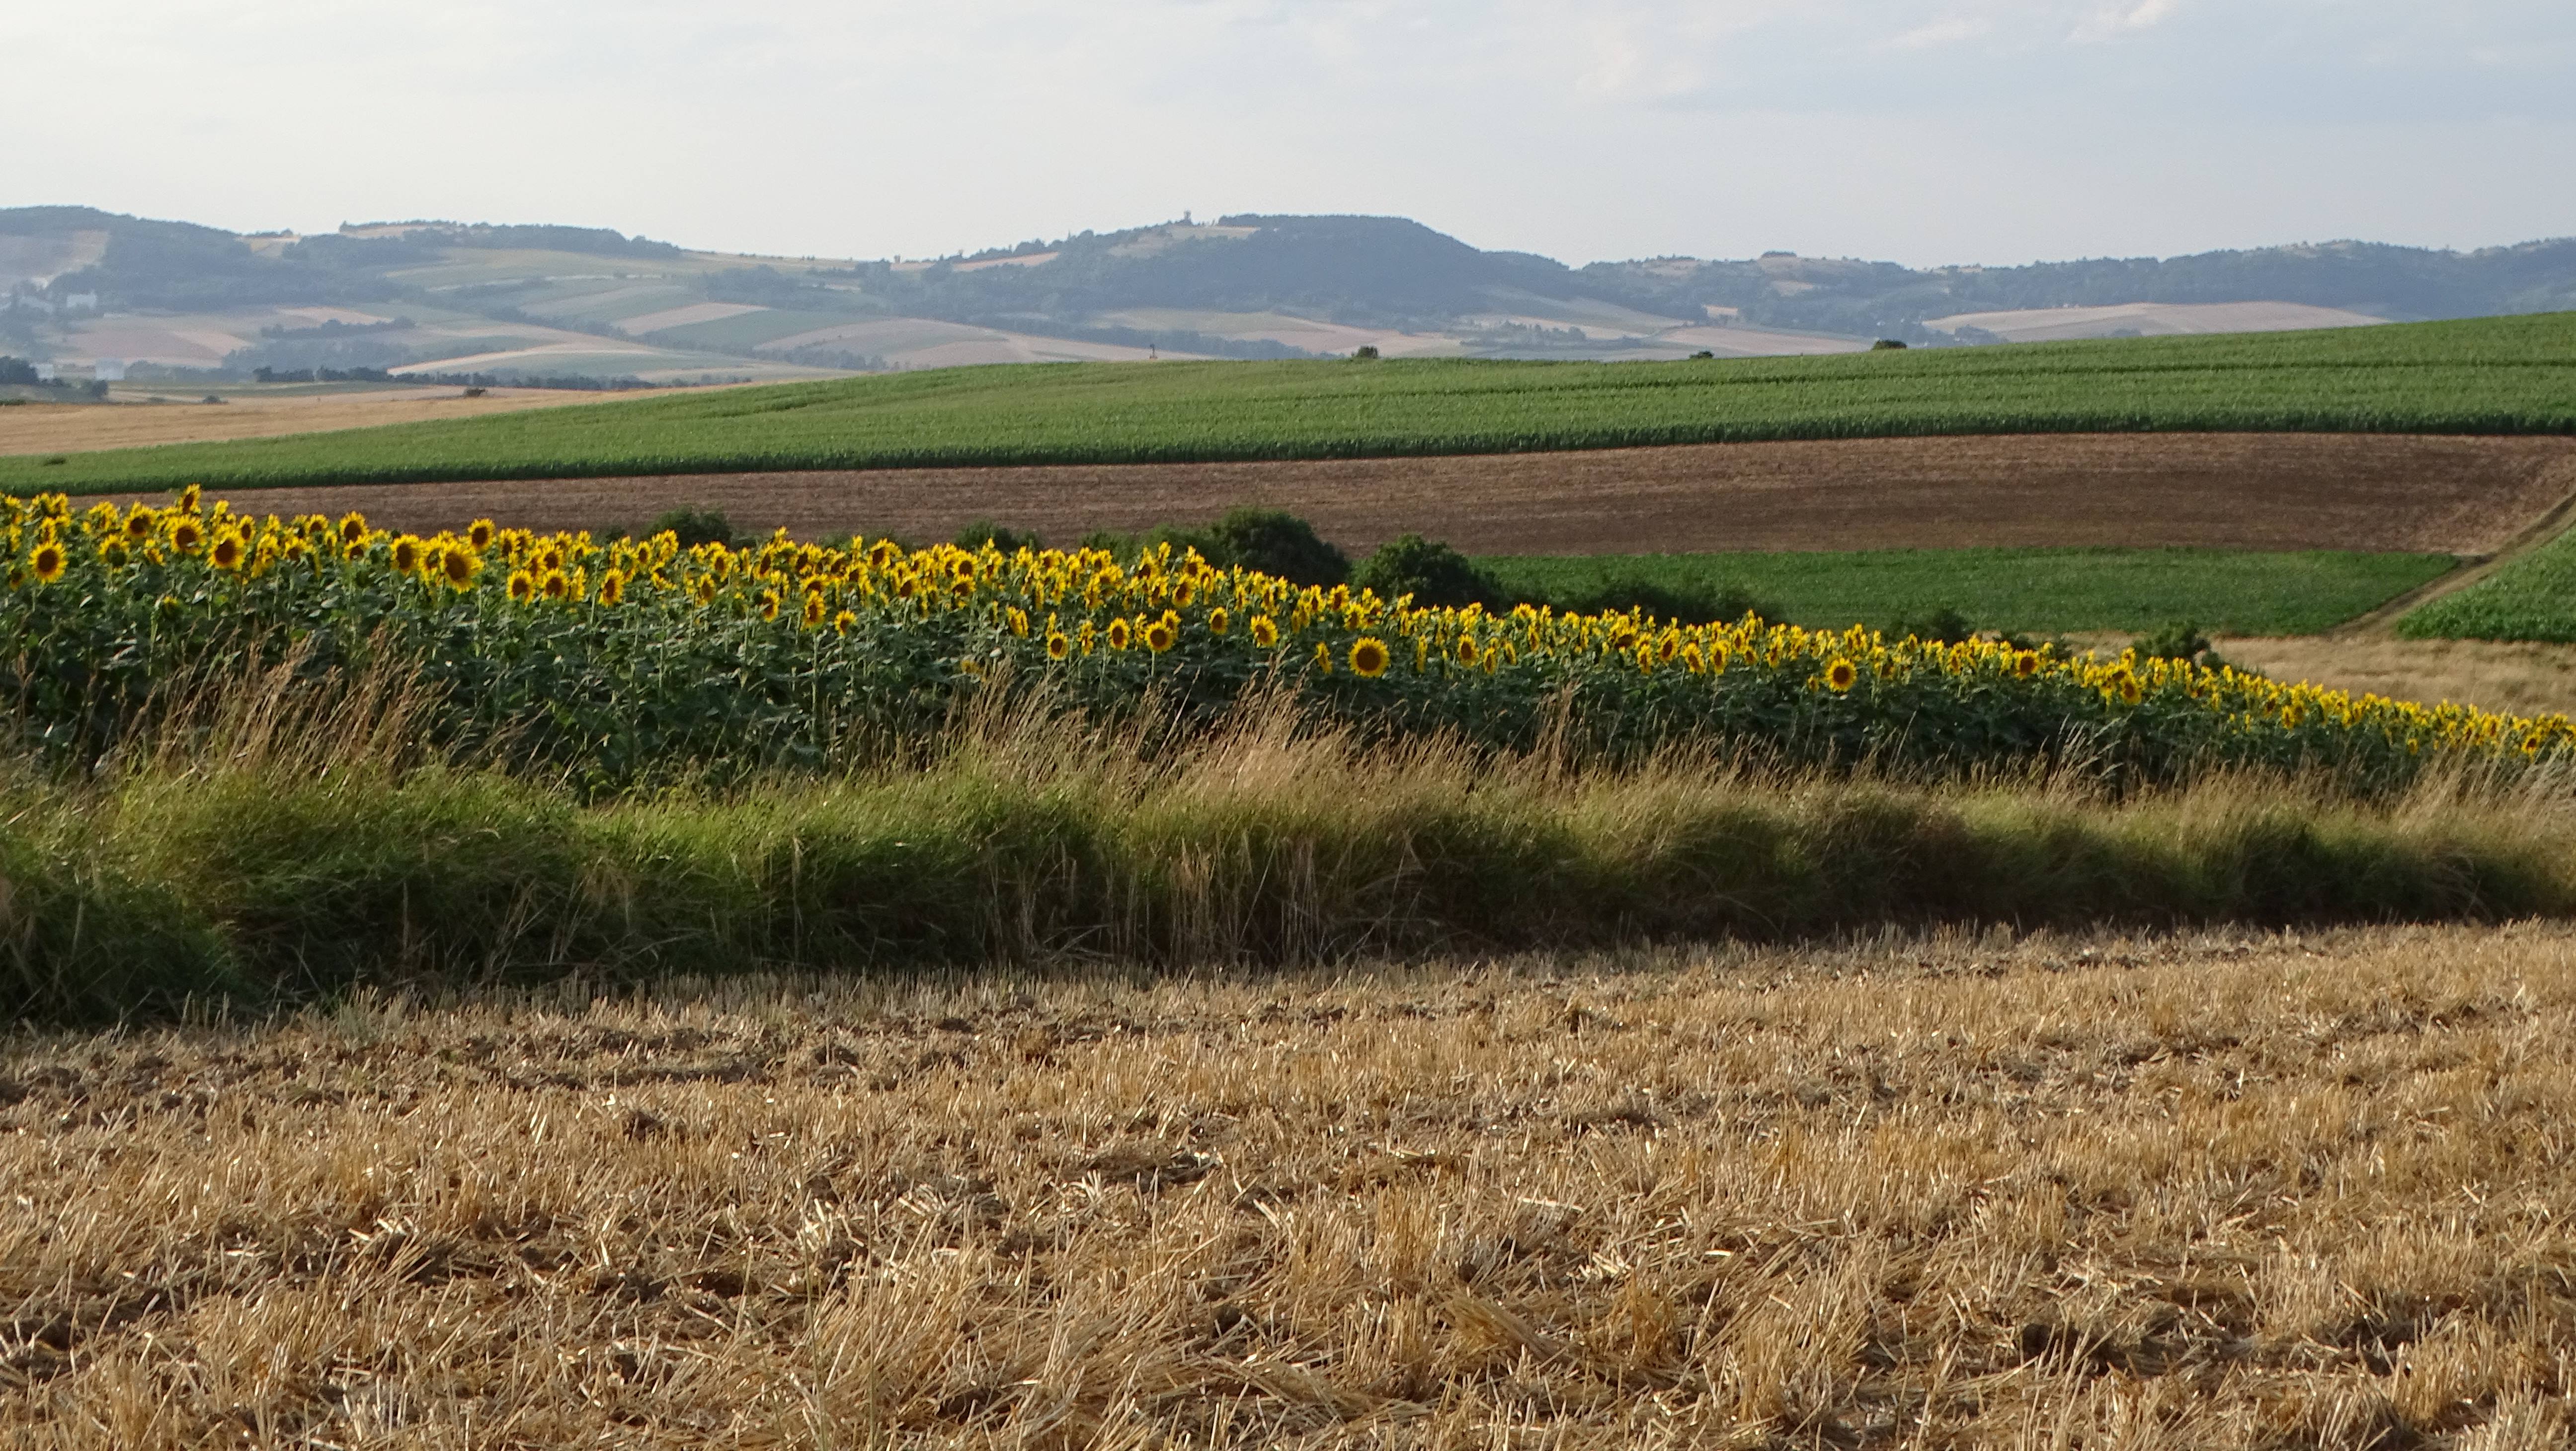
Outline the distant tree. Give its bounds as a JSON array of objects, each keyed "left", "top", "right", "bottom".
[
  {"left": 1870, "top": 338, "right": 1908, "bottom": 350},
  {"left": 646, "top": 508, "right": 743, "bottom": 549},
  {"left": 1351, "top": 344, "right": 1380, "bottom": 359},
  {"left": 953, "top": 519, "right": 1040, "bottom": 552}
]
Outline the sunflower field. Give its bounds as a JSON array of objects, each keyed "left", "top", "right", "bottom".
[{"left": 3, "top": 487, "right": 2570, "bottom": 794}]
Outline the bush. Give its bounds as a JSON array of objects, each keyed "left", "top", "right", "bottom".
[
  {"left": 1354, "top": 534, "right": 1506, "bottom": 610},
  {"left": 1886, "top": 606, "right": 1978, "bottom": 645},
  {"left": 2135, "top": 620, "right": 2213, "bottom": 663},
  {"left": 955, "top": 519, "right": 1040, "bottom": 553},
  {"left": 1352, "top": 345, "right": 1380, "bottom": 360},
  {"left": 1871, "top": 339, "right": 1909, "bottom": 351},
  {"left": 1543, "top": 574, "right": 1777, "bottom": 627},
  {"left": 1205, "top": 508, "right": 1348, "bottom": 587},
  {"left": 646, "top": 508, "right": 744, "bottom": 550}
]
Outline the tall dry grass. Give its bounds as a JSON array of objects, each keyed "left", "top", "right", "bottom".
[
  {"left": 6, "top": 924, "right": 2576, "bottom": 1445},
  {"left": 8, "top": 666, "right": 2576, "bottom": 1022}
]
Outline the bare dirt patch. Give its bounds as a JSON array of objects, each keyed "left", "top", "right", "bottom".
[
  {"left": 134, "top": 433, "right": 2576, "bottom": 557},
  {"left": 5, "top": 925, "right": 2573, "bottom": 1445},
  {"left": 0, "top": 386, "right": 728, "bottom": 457}
]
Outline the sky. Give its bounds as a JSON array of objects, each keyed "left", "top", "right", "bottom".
[{"left": 6, "top": 1, "right": 2573, "bottom": 269}]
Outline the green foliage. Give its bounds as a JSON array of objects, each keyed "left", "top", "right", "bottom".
[
  {"left": 1529, "top": 572, "right": 1778, "bottom": 627},
  {"left": 1354, "top": 534, "right": 1506, "bottom": 610},
  {"left": 9, "top": 315, "right": 2575, "bottom": 494},
  {"left": 1205, "top": 508, "right": 1349, "bottom": 587},
  {"left": 1871, "top": 339, "right": 1910, "bottom": 351},
  {"left": 2401, "top": 526, "right": 2576, "bottom": 643},
  {"left": 2134, "top": 620, "right": 2216, "bottom": 662},
  {"left": 1480, "top": 548, "right": 2452, "bottom": 637},
  {"left": 954, "top": 519, "right": 1041, "bottom": 553},
  {"left": 8, "top": 751, "right": 2575, "bottom": 1024},
  {"left": 646, "top": 507, "right": 744, "bottom": 550},
  {"left": 1886, "top": 606, "right": 1977, "bottom": 645}
]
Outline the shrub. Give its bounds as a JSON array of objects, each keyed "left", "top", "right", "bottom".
[
  {"left": 646, "top": 507, "right": 743, "bottom": 550},
  {"left": 955, "top": 519, "right": 1040, "bottom": 553},
  {"left": 1871, "top": 339, "right": 1909, "bottom": 351},
  {"left": 1354, "top": 534, "right": 1505, "bottom": 610},
  {"left": 1886, "top": 606, "right": 1977, "bottom": 645},
  {"left": 1205, "top": 508, "right": 1348, "bottom": 587}
]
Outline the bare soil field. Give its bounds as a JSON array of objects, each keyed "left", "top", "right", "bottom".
[
  {"left": 102, "top": 433, "right": 2576, "bottom": 558},
  {"left": 2219, "top": 636, "right": 2576, "bottom": 718},
  {"left": 0, "top": 387, "right": 695, "bottom": 457},
  {"left": 7, "top": 924, "right": 2575, "bottom": 1446}
]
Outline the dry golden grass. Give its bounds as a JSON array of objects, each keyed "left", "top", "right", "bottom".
[
  {"left": 0, "top": 387, "right": 700, "bottom": 458},
  {"left": 2221, "top": 636, "right": 2576, "bottom": 718},
  {"left": 8, "top": 925, "right": 2576, "bottom": 1446}
]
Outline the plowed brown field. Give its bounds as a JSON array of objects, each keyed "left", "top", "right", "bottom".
[{"left": 117, "top": 433, "right": 2576, "bottom": 556}]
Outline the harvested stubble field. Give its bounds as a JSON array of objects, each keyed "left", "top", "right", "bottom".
[
  {"left": 0, "top": 387, "right": 688, "bottom": 460},
  {"left": 9, "top": 924, "right": 2576, "bottom": 1447},
  {"left": 88, "top": 432, "right": 2576, "bottom": 559}
]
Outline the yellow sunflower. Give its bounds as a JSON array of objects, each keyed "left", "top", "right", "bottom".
[
  {"left": 540, "top": 570, "right": 570, "bottom": 601},
  {"left": 1249, "top": 614, "right": 1279, "bottom": 648},
  {"left": 467, "top": 518, "right": 496, "bottom": 551},
  {"left": 1313, "top": 642, "right": 1334, "bottom": 674},
  {"left": 1207, "top": 607, "right": 1229, "bottom": 636},
  {"left": 1824, "top": 658, "right": 1859, "bottom": 692},
  {"left": 833, "top": 609, "right": 857, "bottom": 635},
  {"left": 596, "top": 568, "right": 626, "bottom": 605},
  {"left": 170, "top": 518, "right": 204, "bottom": 555},
  {"left": 337, "top": 512, "right": 368, "bottom": 549},
  {"left": 2014, "top": 651, "right": 2041, "bottom": 679},
  {"left": 1106, "top": 617, "right": 1132, "bottom": 650},
  {"left": 1007, "top": 607, "right": 1030, "bottom": 638},
  {"left": 803, "top": 591, "right": 827, "bottom": 627},
  {"left": 1046, "top": 630, "right": 1071, "bottom": 660},
  {"left": 29, "top": 541, "right": 66, "bottom": 583},
  {"left": 2115, "top": 672, "right": 2144, "bottom": 706},
  {"left": 759, "top": 588, "right": 782, "bottom": 621},
  {"left": 1349, "top": 637, "right": 1391, "bottom": 678},
  {"left": 123, "top": 507, "right": 155, "bottom": 542},
  {"left": 442, "top": 548, "right": 480, "bottom": 589},
  {"left": 177, "top": 484, "right": 202, "bottom": 512},
  {"left": 390, "top": 535, "right": 423, "bottom": 575},
  {"left": 1454, "top": 635, "right": 1479, "bottom": 667},
  {"left": 1143, "top": 617, "right": 1177, "bottom": 653},
  {"left": 209, "top": 530, "right": 245, "bottom": 572},
  {"left": 507, "top": 569, "right": 536, "bottom": 603}
]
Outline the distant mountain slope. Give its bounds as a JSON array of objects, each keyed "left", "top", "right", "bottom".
[{"left": 4, "top": 204, "right": 2572, "bottom": 384}]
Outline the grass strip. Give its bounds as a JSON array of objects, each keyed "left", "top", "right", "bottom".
[
  {"left": 9, "top": 737, "right": 2573, "bottom": 1024},
  {"left": 1484, "top": 546, "right": 2456, "bottom": 636},
  {"left": 6, "top": 313, "right": 2574, "bottom": 494},
  {"left": 2402, "top": 522, "right": 2576, "bottom": 643}
]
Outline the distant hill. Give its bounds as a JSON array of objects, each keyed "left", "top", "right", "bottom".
[{"left": 4, "top": 204, "right": 2572, "bottom": 384}]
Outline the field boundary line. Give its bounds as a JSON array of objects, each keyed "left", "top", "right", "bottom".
[{"left": 2333, "top": 454, "right": 2576, "bottom": 638}]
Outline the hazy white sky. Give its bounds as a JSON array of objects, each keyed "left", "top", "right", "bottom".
[{"left": 6, "top": 1, "right": 2571, "bottom": 267}]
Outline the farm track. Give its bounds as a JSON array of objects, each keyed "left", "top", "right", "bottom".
[{"left": 117, "top": 432, "right": 2576, "bottom": 557}]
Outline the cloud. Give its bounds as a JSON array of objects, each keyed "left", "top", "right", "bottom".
[
  {"left": 1890, "top": 15, "right": 1993, "bottom": 49},
  {"left": 2071, "top": 0, "right": 2180, "bottom": 42}
]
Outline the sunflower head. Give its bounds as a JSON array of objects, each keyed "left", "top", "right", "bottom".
[
  {"left": 833, "top": 609, "right": 857, "bottom": 635},
  {"left": 803, "top": 591, "right": 827, "bottom": 627},
  {"left": 1454, "top": 635, "right": 1479, "bottom": 667},
  {"left": 442, "top": 547, "right": 479, "bottom": 589},
  {"left": 177, "top": 484, "right": 202, "bottom": 513},
  {"left": 1349, "top": 637, "right": 1391, "bottom": 678},
  {"left": 1825, "top": 658, "right": 1859, "bottom": 692},
  {"left": 2116, "top": 673, "right": 2144, "bottom": 706},
  {"left": 507, "top": 569, "right": 536, "bottom": 603},
  {"left": 29, "top": 541, "right": 66, "bottom": 583},
  {"left": 1250, "top": 614, "right": 1280, "bottom": 648},
  {"left": 337, "top": 512, "right": 368, "bottom": 548},
  {"left": 1144, "top": 618, "right": 1177, "bottom": 653},
  {"left": 1008, "top": 607, "right": 1030, "bottom": 638},
  {"left": 2014, "top": 651, "right": 2040, "bottom": 679},
  {"left": 210, "top": 530, "right": 245, "bottom": 572},
  {"left": 170, "top": 518, "right": 205, "bottom": 554},
  {"left": 467, "top": 519, "right": 496, "bottom": 551},
  {"left": 391, "top": 535, "right": 423, "bottom": 575},
  {"left": 759, "top": 589, "right": 782, "bottom": 621},
  {"left": 1106, "top": 617, "right": 1132, "bottom": 650},
  {"left": 1046, "top": 630, "right": 1071, "bottom": 660},
  {"left": 124, "top": 507, "right": 155, "bottom": 541},
  {"left": 597, "top": 568, "right": 626, "bottom": 605},
  {"left": 1172, "top": 577, "right": 1197, "bottom": 608}
]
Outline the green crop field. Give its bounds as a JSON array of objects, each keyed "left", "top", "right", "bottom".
[
  {"left": 2402, "top": 527, "right": 2576, "bottom": 642},
  {"left": 1484, "top": 547, "right": 2458, "bottom": 637},
  {"left": 4, "top": 313, "right": 2572, "bottom": 494}
]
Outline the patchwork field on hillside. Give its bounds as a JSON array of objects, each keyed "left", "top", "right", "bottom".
[{"left": 8, "top": 313, "right": 2571, "bottom": 494}]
